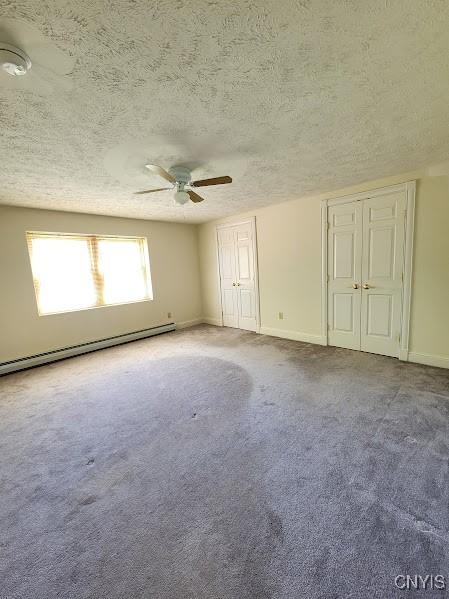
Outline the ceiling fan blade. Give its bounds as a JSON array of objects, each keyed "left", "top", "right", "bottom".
[
  {"left": 191, "top": 176, "right": 232, "bottom": 187},
  {"left": 187, "top": 190, "right": 205, "bottom": 203},
  {"left": 145, "top": 164, "right": 176, "bottom": 184},
  {"left": 134, "top": 188, "right": 171, "bottom": 195}
]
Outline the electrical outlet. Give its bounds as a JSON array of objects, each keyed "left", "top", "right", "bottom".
[
  {"left": 278, "top": 311, "right": 284, "bottom": 320},
  {"left": 167, "top": 312, "right": 172, "bottom": 319}
]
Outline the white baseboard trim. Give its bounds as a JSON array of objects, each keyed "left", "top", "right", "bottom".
[
  {"left": 259, "top": 326, "right": 327, "bottom": 346},
  {"left": 0, "top": 323, "right": 176, "bottom": 375},
  {"left": 175, "top": 318, "right": 204, "bottom": 329},
  {"left": 408, "top": 352, "right": 449, "bottom": 370},
  {"left": 203, "top": 317, "right": 223, "bottom": 327}
]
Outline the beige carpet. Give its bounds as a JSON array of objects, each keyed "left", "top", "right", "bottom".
[{"left": 1, "top": 324, "right": 449, "bottom": 598}]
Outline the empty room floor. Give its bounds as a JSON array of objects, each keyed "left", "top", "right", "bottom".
[{"left": 1, "top": 325, "right": 449, "bottom": 599}]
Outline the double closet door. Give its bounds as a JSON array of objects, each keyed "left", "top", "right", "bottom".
[
  {"left": 217, "top": 220, "right": 258, "bottom": 332},
  {"left": 328, "top": 191, "right": 407, "bottom": 357}
]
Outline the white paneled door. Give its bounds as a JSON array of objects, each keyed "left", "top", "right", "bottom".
[
  {"left": 360, "top": 193, "right": 406, "bottom": 357},
  {"left": 328, "top": 191, "right": 407, "bottom": 358},
  {"left": 217, "top": 226, "right": 239, "bottom": 328},
  {"left": 217, "top": 220, "right": 259, "bottom": 332},
  {"left": 328, "top": 201, "right": 363, "bottom": 351}
]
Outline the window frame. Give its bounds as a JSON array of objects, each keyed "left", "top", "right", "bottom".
[{"left": 26, "top": 231, "right": 153, "bottom": 316}]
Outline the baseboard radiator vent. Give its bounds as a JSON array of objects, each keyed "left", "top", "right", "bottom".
[{"left": 0, "top": 323, "right": 176, "bottom": 376}]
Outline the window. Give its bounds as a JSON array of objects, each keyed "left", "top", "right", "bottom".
[{"left": 27, "top": 232, "right": 153, "bottom": 315}]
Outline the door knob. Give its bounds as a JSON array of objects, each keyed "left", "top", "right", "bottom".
[
  {"left": 236, "top": 282, "right": 240, "bottom": 286},
  {"left": 352, "top": 283, "right": 359, "bottom": 289},
  {"left": 362, "top": 283, "right": 370, "bottom": 289},
  {"left": 232, "top": 282, "right": 236, "bottom": 286}
]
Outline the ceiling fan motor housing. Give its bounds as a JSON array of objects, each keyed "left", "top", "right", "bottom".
[
  {"left": 169, "top": 166, "right": 191, "bottom": 185},
  {"left": 169, "top": 167, "right": 192, "bottom": 204}
]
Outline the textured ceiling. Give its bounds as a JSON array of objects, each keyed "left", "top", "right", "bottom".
[{"left": 1, "top": 1, "right": 449, "bottom": 223}]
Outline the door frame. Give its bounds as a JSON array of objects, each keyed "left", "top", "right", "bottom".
[
  {"left": 321, "top": 181, "right": 416, "bottom": 360},
  {"left": 216, "top": 216, "right": 261, "bottom": 332}
]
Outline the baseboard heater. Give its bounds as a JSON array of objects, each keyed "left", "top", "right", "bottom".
[{"left": 0, "top": 323, "right": 176, "bottom": 376}]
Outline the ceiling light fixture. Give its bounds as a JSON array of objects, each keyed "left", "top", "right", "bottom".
[
  {"left": 173, "top": 190, "right": 190, "bottom": 205},
  {"left": 0, "top": 43, "right": 31, "bottom": 76}
]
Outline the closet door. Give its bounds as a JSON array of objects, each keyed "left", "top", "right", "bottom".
[
  {"left": 218, "top": 220, "right": 259, "bottom": 332},
  {"left": 234, "top": 222, "right": 257, "bottom": 332},
  {"left": 327, "top": 202, "right": 363, "bottom": 350},
  {"left": 217, "top": 227, "right": 239, "bottom": 328},
  {"left": 360, "top": 192, "right": 406, "bottom": 357}
]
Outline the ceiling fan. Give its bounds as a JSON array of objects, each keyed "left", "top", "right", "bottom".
[{"left": 135, "top": 164, "right": 232, "bottom": 205}]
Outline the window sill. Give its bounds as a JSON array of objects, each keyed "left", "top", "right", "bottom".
[{"left": 38, "top": 296, "right": 154, "bottom": 316}]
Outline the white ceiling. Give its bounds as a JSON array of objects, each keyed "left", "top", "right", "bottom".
[{"left": 1, "top": 1, "right": 449, "bottom": 223}]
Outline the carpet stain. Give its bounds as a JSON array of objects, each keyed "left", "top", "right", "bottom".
[
  {"left": 267, "top": 509, "right": 285, "bottom": 544},
  {"left": 79, "top": 495, "right": 97, "bottom": 506}
]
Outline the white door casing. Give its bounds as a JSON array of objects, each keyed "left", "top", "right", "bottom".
[
  {"left": 322, "top": 182, "right": 415, "bottom": 360},
  {"left": 216, "top": 218, "right": 260, "bottom": 332}
]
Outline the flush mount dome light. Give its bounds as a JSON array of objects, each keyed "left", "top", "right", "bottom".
[{"left": 0, "top": 44, "right": 32, "bottom": 76}]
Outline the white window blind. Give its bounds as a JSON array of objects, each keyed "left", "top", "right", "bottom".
[{"left": 27, "top": 232, "right": 153, "bottom": 315}]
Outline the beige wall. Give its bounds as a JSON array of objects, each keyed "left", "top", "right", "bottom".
[
  {"left": 410, "top": 176, "right": 449, "bottom": 359},
  {"left": 0, "top": 206, "right": 202, "bottom": 362},
  {"left": 2, "top": 170, "right": 448, "bottom": 367},
  {"left": 199, "top": 170, "right": 449, "bottom": 365}
]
